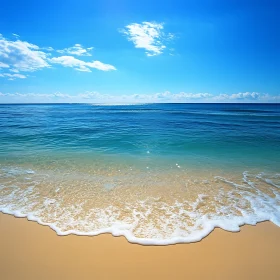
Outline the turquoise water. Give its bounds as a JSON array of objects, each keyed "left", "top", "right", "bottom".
[
  {"left": 1, "top": 103, "right": 279, "bottom": 169},
  {"left": 0, "top": 103, "right": 280, "bottom": 244}
]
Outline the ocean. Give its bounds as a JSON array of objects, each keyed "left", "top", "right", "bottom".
[{"left": 0, "top": 103, "right": 279, "bottom": 245}]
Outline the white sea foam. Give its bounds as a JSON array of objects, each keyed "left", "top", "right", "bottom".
[
  {"left": 0, "top": 169, "right": 280, "bottom": 245},
  {"left": 1, "top": 166, "right": 36, "bottom": 176}
]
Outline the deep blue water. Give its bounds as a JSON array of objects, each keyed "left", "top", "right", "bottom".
[{"left": 0, "top": 103, "right": 279, "bottom": 172}]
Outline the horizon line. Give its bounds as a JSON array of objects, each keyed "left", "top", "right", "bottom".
[{"left": 0, "top": 102, "right": 279, "bottom": 105}]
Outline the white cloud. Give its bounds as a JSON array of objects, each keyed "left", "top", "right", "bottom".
[
  {"left": 120, "top": 21, "right": 173, "bottom": 56},
  {"left": 9, "top": 68, "right": 19, "bottom": 73},
  {"left": 0, "top": 34, "right": 116, "bottom": 79},
  {"left": 0, "top": 62, "right": 9, "bottom": 68},
  {"left": 213, "top": 92, "right": 262, "bottom": 101},
  {"left": 229, "top": 92, "right": 260, "bottom": 99},
  {"left": 0, "top": 73, "right": 27, "bottom": 80},
  {"left": 0, "top": 34, "right": 50, "bottom": 73},
  {"left": 57, "top": 44, "right": 93, "bottom": 56},
  {"left": 50, "top": 56, "right": 116, "bottom": 72},
  {"left": 42, "top": 46, "right": 54, "bottom": 51},
  {"left": 0, "top": 91, "right": 277, "bottom": 104},
  {"left": 156, "top": 92, "right": 213, "bottom": 100}
]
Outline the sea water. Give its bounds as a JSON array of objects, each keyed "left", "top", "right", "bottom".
[{"left": 0, "top": 103, "right": 279, "bottom": 245}]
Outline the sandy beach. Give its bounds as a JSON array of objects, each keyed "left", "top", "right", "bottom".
[{"left": 0, "top": 213, "right": 279, "bottom": 280}]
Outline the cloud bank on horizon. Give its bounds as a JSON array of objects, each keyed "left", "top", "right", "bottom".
[
  {"left": 0, "top": 91, "right": 278, "bottom": 104},
  {"left": 0, "top": 0, "right": 279, "bottom": 103}
]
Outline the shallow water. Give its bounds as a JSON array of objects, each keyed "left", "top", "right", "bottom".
[{"left": 0, "top": 103, "right": 279, "bottom": 244}]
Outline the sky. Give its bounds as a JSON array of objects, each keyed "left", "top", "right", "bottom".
[{"left": 0, "top": 0, "right": 279, "bottom": 103}]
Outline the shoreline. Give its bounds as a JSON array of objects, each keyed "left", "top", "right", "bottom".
[
  {"left": 1, "top": 213, "right": 280, "bottom": 280},
  {"left": 1, "top": 167, "right": 279, "bottom": 246}
]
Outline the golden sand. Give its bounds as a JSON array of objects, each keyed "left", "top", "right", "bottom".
[{"left": 0, "top": 213, "right": 280, "bottom": 280}]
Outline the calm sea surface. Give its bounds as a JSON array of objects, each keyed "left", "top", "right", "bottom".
[{"left": 0, "top": 103, "right": 279, "bottom": 244}]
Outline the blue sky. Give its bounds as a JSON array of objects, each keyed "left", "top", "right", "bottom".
[{"left": 0, "top": 0, "right": 279, "bottom": 103}]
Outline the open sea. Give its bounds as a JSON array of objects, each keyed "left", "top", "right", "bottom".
[{"left": 0, "top": 103, "right": 279, "bottom": 245}]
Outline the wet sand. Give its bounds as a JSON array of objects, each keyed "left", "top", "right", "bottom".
[{"left": 0, "top": 213, "right": 280, "bottom": 280}]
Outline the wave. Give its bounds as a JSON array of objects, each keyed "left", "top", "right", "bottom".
[{"left": 1, "top": 167, "right": 279, "bottom": 245}]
